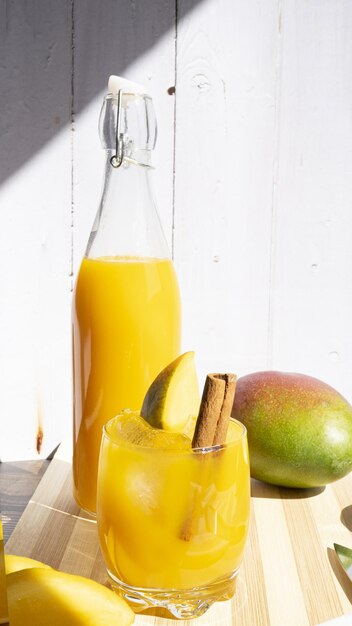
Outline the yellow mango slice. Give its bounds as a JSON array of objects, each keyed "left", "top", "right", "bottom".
[
  {"left": 5, "top": 554, "right": 52, "bottom": 574},
  {"left": 141, "top": 351, "right": 200, "bottom": 433},
  {"left": 8, "top": 567, "right": 135, "bottom": 626}
]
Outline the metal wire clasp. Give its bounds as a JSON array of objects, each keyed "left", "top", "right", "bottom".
[
  {"left": 109, "top": 88, "right": 153, "bottom": 169},
  {"left": 110, "top": 89, "right": 125, "bottom": 168}
]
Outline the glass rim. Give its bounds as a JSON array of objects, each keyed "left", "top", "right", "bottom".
[{"left": 102, "top": 411, "right": 247, "bottom": 454}]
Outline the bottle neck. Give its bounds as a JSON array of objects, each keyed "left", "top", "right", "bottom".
[
  {"left": 109, "top": 135, "right": 154, "bottom": 170},
  {"left": 99, "top": 92, "right": 157, "bottom": 169},
  {"left": 86, "top": 151, "right": 170, "bottom": 260}
]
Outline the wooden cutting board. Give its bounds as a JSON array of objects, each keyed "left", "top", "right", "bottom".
[{"left": 5, "top": 441, "right": 352, "bottom": 626}]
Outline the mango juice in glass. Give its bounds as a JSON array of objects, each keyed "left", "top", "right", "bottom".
[{"left": 96, "top": 412, "right": 250, "bottom": 619}]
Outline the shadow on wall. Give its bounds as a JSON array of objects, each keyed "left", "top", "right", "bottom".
[{"left": 0, "top": 0, "right": 202, "bottom": 187}]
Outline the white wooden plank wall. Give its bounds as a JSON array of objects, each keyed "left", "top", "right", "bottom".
[
  {"left": 270, "top": 1, "right": 352, "bottom": 395},
  {"left": 1, "top": 0, "right": 352, "bottom": 460},
  {"left": 0, "top": 2, "right": 72, "bottom": 461},
  {"left": 174, "top": 0, "right": 279, "bottom": 383}
]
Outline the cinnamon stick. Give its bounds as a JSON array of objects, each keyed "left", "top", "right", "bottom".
[
  {"left": 181, "top": 373, "right": 237, "bottom": 541},
  {"left": 192, "top": 373, "right": 237, "bottom": 448}
]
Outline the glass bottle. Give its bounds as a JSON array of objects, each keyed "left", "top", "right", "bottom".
[{"left": 72, "top": 76, "right": 181, "bottom": 514}]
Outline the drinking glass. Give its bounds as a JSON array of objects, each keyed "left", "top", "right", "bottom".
[{"left": 96, "top": 412, "right": 250, "bottom": 619}]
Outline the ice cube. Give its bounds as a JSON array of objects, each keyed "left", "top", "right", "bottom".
[{"left": 109, "top": 411, "right": 192, "bottom": 450}]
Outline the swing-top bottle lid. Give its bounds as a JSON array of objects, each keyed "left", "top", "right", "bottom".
[
  {"left": 101, "top": 75, "right": 156, "bottom": 165},
  {"left": 108, "top": 75, "right": 147, "bottom": 98}
]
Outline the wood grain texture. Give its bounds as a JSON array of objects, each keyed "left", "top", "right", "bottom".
[
  {"left": 173, "top": 0, "right": 279, "bottom": 384},
  {"left": 0, "top": 520, "right": 9, "bottom": 625},
  {"left": 0, "top": 460, "right": 49, "bottom": 543},
  {"left": 268, "top": 0, "right": 352, "bottom": 401},
  {"left": 0, "top": 0, "right": 72, "bottom": 461},
  {"left": 5, "top": 443, "right": 352, "bottom": 626}
]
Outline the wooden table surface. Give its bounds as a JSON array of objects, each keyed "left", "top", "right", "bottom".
[
  {"left": 3, "top": 442, "right": 352, "bottom": 626},
  {"left": 0, "top": 459, "right": 49, "bottom": 544}
]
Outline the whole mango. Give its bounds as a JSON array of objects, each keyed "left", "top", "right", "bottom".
[{"left": 231, "top": 371, "right": 352, "bottom": 488}]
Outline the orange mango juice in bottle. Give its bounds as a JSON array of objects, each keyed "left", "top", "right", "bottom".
[{"left": 72, "top": 77, "right": 181, "bottom": 513}]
